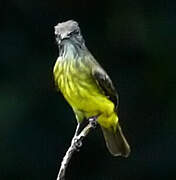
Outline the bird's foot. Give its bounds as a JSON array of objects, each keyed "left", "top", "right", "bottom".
[
  {"left": 72, "top": 136, "right": 82, "bottom": 151},
  {"left": 88, "top": 116, "right": 98, "bottom": 129}
]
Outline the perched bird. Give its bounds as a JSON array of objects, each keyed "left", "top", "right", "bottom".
[{"left": 53, "top": 20, "right": 130, "bottom": 157}]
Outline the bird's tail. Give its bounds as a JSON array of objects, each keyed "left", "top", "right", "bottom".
[{"left": 101, "top": 123, "right": 130, "bottom": 157}]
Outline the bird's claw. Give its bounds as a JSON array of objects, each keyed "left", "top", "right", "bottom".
[{"left": 89, "top": 116, "right": 98, "bottom": 129}]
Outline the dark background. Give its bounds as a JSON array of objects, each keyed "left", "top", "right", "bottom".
[{"left": 1, "top": 0, "right": 176, "bottom": 179}]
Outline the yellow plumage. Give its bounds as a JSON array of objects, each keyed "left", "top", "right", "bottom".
[{"left": 53, "top": 56, "right": 117, "bottom": 130}]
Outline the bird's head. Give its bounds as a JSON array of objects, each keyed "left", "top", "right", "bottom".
[{"left": 54, "top": 20, "right": 83, "bottom": 45}]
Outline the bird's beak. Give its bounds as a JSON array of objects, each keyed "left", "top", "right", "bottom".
[
  {"left": 56, "top": 35, "right": 70, "bottom": 45},
  {"left": 54, "top": 26, "right": 70, "bottom": 44},
  {"left": 60, "top": 33, "right": 70, "bottom": 40}
]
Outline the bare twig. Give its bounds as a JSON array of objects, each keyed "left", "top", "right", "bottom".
[{"left": 56, "top": 119, "right": 96, "bottom": 180}]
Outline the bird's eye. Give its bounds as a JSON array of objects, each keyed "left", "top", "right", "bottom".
[{"left": 68, "top": 30, "right": 79, "bottom": 36}]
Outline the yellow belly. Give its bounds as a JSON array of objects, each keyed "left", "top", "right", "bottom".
[{"left": 54, "top": 58, "right": 117, "bottom": 129}]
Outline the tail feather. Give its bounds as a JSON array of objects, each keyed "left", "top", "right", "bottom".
[{"left": 101, "top": 123, "right": 130, "bottom": 157}]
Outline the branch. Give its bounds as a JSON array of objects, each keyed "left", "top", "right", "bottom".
[{"left": 56, "top": 119, "right": 96, "bottom": 180}]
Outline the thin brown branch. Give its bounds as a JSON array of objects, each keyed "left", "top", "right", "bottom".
[{"left": 56, "top": 121, "right": 95, "bottom": 180}]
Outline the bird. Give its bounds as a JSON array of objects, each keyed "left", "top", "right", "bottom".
[{"left": 53, "top": 20, "right": 130, "bottom": 157}]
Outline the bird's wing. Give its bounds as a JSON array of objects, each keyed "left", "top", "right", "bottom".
[{"left": 92, "top": 66, "right": 119, "bottom": 111}]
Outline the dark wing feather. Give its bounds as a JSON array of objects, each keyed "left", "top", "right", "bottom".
[{"left": 92, "top": 67, "right": 119, "bottom": 111}]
